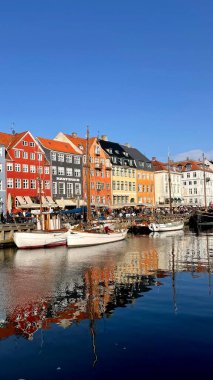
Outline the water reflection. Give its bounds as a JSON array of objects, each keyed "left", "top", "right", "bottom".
[{"left": 0, "top": 232, "right": 212, "bottom": 343}]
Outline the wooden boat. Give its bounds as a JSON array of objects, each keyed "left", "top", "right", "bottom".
[
  {"left": 189, "top": 209, "right": 213, "bottom": 228},
  {"left": 67, "top": 229, "right": 128, "bottom": 248},
  {"left": 13, "top": 229, "right": 71, "bottom": 249},
  {"left": 148, "top": 220, "right": 184, "bottom": 232}
]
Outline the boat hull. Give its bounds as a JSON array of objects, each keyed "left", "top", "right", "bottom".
[
  {"left": 67, "top": 230, "right": 128, "bottom": 247},
  {"left": 148, "top": 221, "right": 184, "bottom": 232},
  {"left": 13, "top": 231, "right": 70, "bottom": 249}
]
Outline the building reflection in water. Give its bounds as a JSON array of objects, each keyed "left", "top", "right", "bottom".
[{"left": 0, "top": 232, "right": 212, "bottom": 342}]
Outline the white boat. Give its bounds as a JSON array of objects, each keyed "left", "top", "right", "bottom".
[
  {"left": 66, "top": 229, "right": 128, "bottom": 248},
  {"left": 148, "top": 220, "right": 184, "bottom": 232},
  {"left": 13, "top": 230, "right": 71, "bottom": 249}
]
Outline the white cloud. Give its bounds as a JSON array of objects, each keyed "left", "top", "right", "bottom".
[{"left": 174, "top": 149, "right": 213, "bottom": 162}]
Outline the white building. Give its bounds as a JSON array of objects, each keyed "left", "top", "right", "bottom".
[
  {"left": 174, "top": 159, "right": 213, "bottom": 207},
  {"left": 152, "top": 159, "right": 182, "bottom": 206}
]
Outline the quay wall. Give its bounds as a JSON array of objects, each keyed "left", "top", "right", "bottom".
[{"left": 0, "top": 223, "right": 36, "bottom": 247}]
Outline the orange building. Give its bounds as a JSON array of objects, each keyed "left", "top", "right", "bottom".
[{"left": 54, "top": 132, "right": 112, "bottom": 207}]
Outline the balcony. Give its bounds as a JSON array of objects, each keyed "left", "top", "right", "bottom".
[{"left": 95, "top": 163, "right": 102, "bottom": 169}]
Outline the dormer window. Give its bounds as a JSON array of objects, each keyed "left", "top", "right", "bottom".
[
  {"left": 78, "top": 144, "right": 83, "bottom": 150},
  {"left": 95, "top": 145, "right": 100, "bottom": 155},
  {"left": 107, "top": 148, "right": 113, "bottom": 154},
  {"left": 115, "top": 150, "right": 119, "bottom": 154},
  {"left": 186, "top": 164, "right": 192, "bottom": 170}
]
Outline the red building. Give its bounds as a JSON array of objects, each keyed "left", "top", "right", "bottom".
[{"left": 0, "top": 131, "right": 51, "bottom": 212}]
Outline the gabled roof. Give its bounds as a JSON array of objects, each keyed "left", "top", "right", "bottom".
[
  {"left": 0, "top": 132, "right": 13, "bottom": 147},
  {"left": 121, "top": 145, "right": 154, "bottom": 171},
  {"left": 174, "top": 160, "right": 213, "bottom": 173},
  {"left": 62, "top": 133, "right": 96, "bottom": 154},
  {"left": 7, "top": 131, "right": 28, "bottom": 149},
  {"left": 99, "top": 139, "right": 125, "bottom": 157},
  {"left": 37, "top": 137, "right": 82, "bottom": 154},
  {"left": 151, "top": 159, "right": 167, "bottom": 171}
]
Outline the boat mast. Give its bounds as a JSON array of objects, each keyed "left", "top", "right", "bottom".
[
  {"left": 202, "top": 153, "right": 207, "bottom": 210},
  {"left": 168, "top": 154, "right": 173, "bottom": 214},
  {"left": 86, "top": 127, "right": 91, "bottom": 224},
  {"left": 37, "top": 176, "right": 43, "bottom": 230}
]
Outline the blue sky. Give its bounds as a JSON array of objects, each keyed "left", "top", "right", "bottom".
[{"left": 0, "top": 0, "right": 213, "bottom": 162}]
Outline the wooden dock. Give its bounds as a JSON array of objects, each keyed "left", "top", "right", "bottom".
[{"left": 0, "top": 223, "right": 36, "bottom": 247}]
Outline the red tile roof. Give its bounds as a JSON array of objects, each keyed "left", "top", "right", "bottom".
[
  {"left": 63, "top": 133, "right": 96, "bottom": 154},
  {"left": 0, "top": 132, "right": 13, "bottom": 147},
  {"left": 37, "top": 137, "right": 82, "bottom": 154}
]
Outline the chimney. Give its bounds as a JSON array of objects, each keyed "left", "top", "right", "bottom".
[
  {"left": 101, "top": 135, "right": 108, "bottom": 141},
  {"left": 152, "top": 156, "right": 157, "bottom": 161},
  {"left": 71, "top": 132, "right": 77, "bottom": 137}
]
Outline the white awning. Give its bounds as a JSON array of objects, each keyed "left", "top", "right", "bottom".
[{"left": 55, "top": 199, "right": 77, "bottom": 207}]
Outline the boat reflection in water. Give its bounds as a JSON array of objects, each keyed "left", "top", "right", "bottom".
[{"left": 0, "top": 232, "right": 213, "bottom": 378}]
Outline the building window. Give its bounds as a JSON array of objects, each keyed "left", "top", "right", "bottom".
[
  {"left": 37, "top": 166, "right": 43, "bottom": 174},
  {"left": 15, "top": 179, "right": 21, "bottom": 189},
  {"left": 30, "top": 153, "right": 35, "bottom": 160},
  {"left": 30, "top": 180, "right": 36, "bottom": 189},
  {"left": 51, "top": 152, "right": 56, "bottom": 161},
  {"left": 30, "top": 165, "right": 36, "bottom": 173},
  {"left": 38, "top": 153, "right": 42, "bottom": 161},
  {"left": 58, "top": 182, "right": 65, "bottom": 194},
  {"left": 58, "top": 153, "right": 64, "bottom": 162},
  {"left": 74, "top": 169, "right": 81, "bottom": 177},
  {"left": 22, "top": 164, "right": 28, "bottom": 172},
  {"left": 23, "top": 179, "right": 29, "bottom": 189},
  {"left": 0, "top": 148, "right": 3, "bottom": 156},
  {"left": 52, "top": 182, "right": 57, "bottom": 195},
  {"left": 23, "top": 152, "right": 28, "bottom": 159},
  {"left": 7, "top": 163, "right": 13, "bottom": 171},
  {"left": 66, "top": 155, "right": 72, "bottom": 163},
  {"left": 14, "top": 150, "right": 20, "bottom": 158},
  {"left": 75, "top": 183, "right": 81, "bottom": 195},
  {"left": 30, "top": 142, "right": 35, "bottom": 147},
  {"left": 74, "top": 156, "right": 80, "bottom": 164},
  {"left": 58, "top": 167, "right": 65, "bottom": 175},
  {"left": 0, "top": 181, "right": 2, "bottom": 191},
  {"left": 66, "top": 168, "right": 73, "bottom": 176},
  {"left": 15, "top": 164, "right": 21, "bottom": 172},
  {"left": 44, "top": 181, "right": 50, "bottom": 189},
  {"left": 44, "top": 167, "right": 49, "bottom": 174},
  {"left": 52, "top": 166, "right": 57, "bottom": 175},
  {"left": 22, "top": 140, "right": 28, "bottom": 146},
  {"left": 7, "top": 179, "right": 13, "bottom": 188},
  {"left": 67, "top": 183, "right": 73, "bottom": 197}
]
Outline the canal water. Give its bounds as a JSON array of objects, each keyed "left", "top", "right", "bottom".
[{"left": 0, "top": 230, "right": 213, "bottom": 379}]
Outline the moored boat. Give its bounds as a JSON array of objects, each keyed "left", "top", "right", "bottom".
[
  {"left": 148, "top": 220, "right": 184, "bottom": 232},
  {"left": 189, "top": 209, "right": 213, "bottom": 229},
  {"left": 66, "top": 229, "right": 128, "bottom": 248},
  {"left": 13, "top": 230, "right": 71, "bottom": 249}
]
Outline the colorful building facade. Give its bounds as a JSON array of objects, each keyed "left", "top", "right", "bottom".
[{"left": 54, "top": 132, "right": 112, "bottom": 207}]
